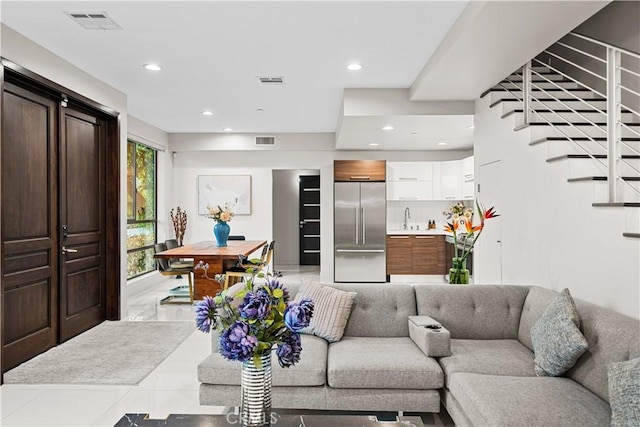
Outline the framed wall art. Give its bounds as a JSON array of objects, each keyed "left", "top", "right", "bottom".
[{"left": 198, "top": 175, "right": 251, "bottom": 215}]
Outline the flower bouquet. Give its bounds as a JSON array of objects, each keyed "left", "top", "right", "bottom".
[
  {"left": 194, "top": 277, "right": 314, "bottom": 367},
  {"left": 444, "top": 201, "right": 499, "bottom": 284},
  {"left": 206, "top": 200, "right": 236, "bottom": 246},
  {"left": 195, "top": 276, "right": 313, "bottom": 426}
]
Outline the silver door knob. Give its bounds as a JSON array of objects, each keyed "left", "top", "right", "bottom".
[{"left": 62, "top": 247, "right": 78, "bottom": 254}]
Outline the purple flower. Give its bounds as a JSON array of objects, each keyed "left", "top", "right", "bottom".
[
  {"left": 239, "top": 290, "right": 271, "bottom": 320},
  {"left": 264, "top": 278, "right": 290, "bottom": 302},
  {"left": 194, "top": 296, "right": 217, "bottom": 333},
  {"left": 276, "top": 332, "right": 302, "bottom": 368},
  {"left": 219, "top": 321, "right": 258, "bottom": 362},
  {"left": 284, "top": 298, "right": 314, "bottom": 332}
]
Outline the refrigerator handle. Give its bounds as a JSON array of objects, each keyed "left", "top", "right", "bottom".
[
  {"left": 362, "top": 207, "right": 366, "bottom": 245},
  {"left": 355, "top": 207, "right": 359, "bottom": 244}
]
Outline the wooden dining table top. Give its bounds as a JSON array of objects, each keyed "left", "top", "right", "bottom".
[{"left": 153, "top": 240, "right": 267, "bottom": 259}]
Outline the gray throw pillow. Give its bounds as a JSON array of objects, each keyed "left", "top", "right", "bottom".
[
  {"left": 294, "top": 282, "right": 356, "bottom": 342},
  {"left": 530, "top": 288, "right": 588, "bottom": 377},
  {"left": 608, "top": 358, "right": 640, "bottom": 427}
]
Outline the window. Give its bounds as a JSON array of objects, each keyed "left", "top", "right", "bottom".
[{"left": 127, "top": 141, "right": 157, "bottom": 278}]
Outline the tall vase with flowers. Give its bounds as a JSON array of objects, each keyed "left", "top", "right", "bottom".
[
  {"left": 444, "top": 201, "right": 499, "bottom": 284},
  {"left": 194, "top": 270, "right": 313, "bottom": 427},
  {"left": 207, "top": 200, "right": 236, "bottom": 247}
]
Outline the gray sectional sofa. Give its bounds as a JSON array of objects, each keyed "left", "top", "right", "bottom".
[{"left": 198, "top": 283, "right": 640, "bottom": 426}]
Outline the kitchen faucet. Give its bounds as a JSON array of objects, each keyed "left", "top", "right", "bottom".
[{"left": 403, "top": 207, "right": 411, "bottom": 230}]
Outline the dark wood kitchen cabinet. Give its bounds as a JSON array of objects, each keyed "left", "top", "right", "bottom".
[
  {"left": 334, "top": 160, "right": 386, "bottom": 182},
  {"left": 386, "top": 235, "right": 412, "bottom": 274},
  {"left": 412, "top": 235, "right": 446, "bottom": 274},
  {"left": 387, "top": 234, "right": 446, "bottom": 275}
]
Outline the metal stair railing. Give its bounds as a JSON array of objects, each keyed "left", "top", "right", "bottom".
[{"left": 518, "top": 32, "right": 640, "bottom": 203}]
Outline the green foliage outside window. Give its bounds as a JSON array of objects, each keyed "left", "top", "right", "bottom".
[{"left": 127, "top": 141, "right": 157, "bottom": 279}]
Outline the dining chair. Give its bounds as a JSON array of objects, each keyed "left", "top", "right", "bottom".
[
  {"left": 154, "top": 242, "right": 194, "bottom": 304},
  {"left": 223, "top": 241, "right": 272, "bottom": 289}
]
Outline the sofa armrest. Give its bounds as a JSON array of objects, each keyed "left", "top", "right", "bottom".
[{"left": 409, "top": 315, "right": 451, "bottom": 357}]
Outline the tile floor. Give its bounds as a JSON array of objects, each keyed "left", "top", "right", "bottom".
[{"left": 0, "top": 265, "right": 453, "bottom": 426}]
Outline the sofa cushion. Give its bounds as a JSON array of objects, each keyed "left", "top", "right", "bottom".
[
  {"left": 414, "top": 284, "right": 530, "bottom": 340},
  {"left": 327, "top": 337, "right": 443, "bottom": 390},
  {"left": 338, "top": 284, "right": 417, "bottom": 338},
  {"left": 295, "top": 282, "right": 356, "bottom": 342},
  {"left": 519, "top": 287, "right": 640, "bottom": 402},
  {"left": 608, "top": 358, "right": 640, "bottom": 427},
  {"left": 530, "top": 288, "right": 588, "bottom": 377},
  {"left": 448, "top": 373, "right": 611, "bottom": 427},
  {"left": 198, "top": 334, "right": 327, "bottom": 387},
  {"left": 439, "top": 339, "right": 535, "bottom": 387}
]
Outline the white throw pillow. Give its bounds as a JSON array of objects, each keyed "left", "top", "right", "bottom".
[{"left": 294, "top": 282, "right": 356, "bottom": 342}]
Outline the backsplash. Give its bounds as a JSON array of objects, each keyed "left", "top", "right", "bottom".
[{"left": 387, "top": 199, "right": 474, "bottom": 231}]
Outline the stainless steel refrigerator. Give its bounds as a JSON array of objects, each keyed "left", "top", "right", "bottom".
[{"left": 334, "top": 182, "right": 386, "bottom": 282}]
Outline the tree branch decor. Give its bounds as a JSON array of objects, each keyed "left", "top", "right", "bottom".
[{"left": 170, "top": 206, "right": 187, "bottom": 245}]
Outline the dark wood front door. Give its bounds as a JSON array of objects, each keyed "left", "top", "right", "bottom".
[
  {"left": 59, "top": 106, "right": 107, "bottom": 341},
  {"left": 1, "top": 71, "right": 113, "bottom": 374},
  {"left": 299, "top": 175, "right": 320, "bottom": 265},
  {"left": 1, "top": 81, "right": 59, "bottom": 371}
]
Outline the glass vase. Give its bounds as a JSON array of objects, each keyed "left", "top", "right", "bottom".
[
  {"left": 449, "top": 257, "right": 470, "bottom": 285},
  {"left": 241, "top": 353, "right": 272, "bottom": 427},
  {"left": 213, "top": 221, "right": 230, "bottom": 247}
]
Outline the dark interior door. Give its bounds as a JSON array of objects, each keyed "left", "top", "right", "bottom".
[
  {"left": 59, "top": 106, "right": 107, "bottom": 342},
  {"left": 1, "top": 81, "right": 59, "bottom": 371},
  {"left": 299, "top": 175, "right": 320, "bottom": 265}
]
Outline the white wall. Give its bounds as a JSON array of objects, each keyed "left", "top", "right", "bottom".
[
  {"left": 168, "top": 133, "right": 472, "bottom": 283},
  {"left": 1, "top": 24, "right": 131, "bottom": 316},
  {"left": 474, "top": 94, "right": 640, "bottom": 320}
]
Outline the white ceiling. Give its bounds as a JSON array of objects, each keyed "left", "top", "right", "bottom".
[
  {"left": 0, "top": 1, "right": 609, "bottom": 151},
  {"left": 0, "top": 1, "right": 467, "bottom": 136}
]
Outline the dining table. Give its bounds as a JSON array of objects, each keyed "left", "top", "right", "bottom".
[{"left": 154, "top": 240, "right": 267, "bottom": 300}]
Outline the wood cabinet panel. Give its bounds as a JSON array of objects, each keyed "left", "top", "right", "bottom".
[
  {"left": 386, "top": 235, "right": 412, "bottom": 275},
  {"left": 335, "top": 160, "right": 386, "bottom": 182},
  {"left": 413, "top": 235, "right": 445, "bottom": 275},
  {"left": 386, "top": 235, "right": 446, "bottom": 275}
]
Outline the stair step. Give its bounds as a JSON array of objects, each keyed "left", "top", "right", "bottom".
[
  {"left": 568, "top": 176, "right": 640, "bottom": 182},
  {"left": 490, "top": 98, "right": 607, "bottom": 110},
  {"left": 483, "top": 87, "right": 600, "bottom": 100},
  {"left": 505, "top": 110, "right": 639, "bottom": 124},
  {"left": 547, "top": 154, "right": 640, "bottom": 162},
  {"left": 622, "top": 232, "right": 640, "bottom": 238},
  {"left": 509, "top": 72, "right": 570, "bottom": 82},
  {"left": 592, "top": 202, "right": 640, "bottom": 208},
  {"left": 498, "top": 82, "right": 581, "bottom": 91},
  {"left": 530, "top": 136, "right": 640, "bottom": 145}
]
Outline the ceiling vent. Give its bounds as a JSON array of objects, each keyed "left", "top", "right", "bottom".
[
  {"left": 255, "top": 136, "right": 276, "bottom": 147},
  {"left": 65, "top": 12, "right": 122, "bottom": 30},
  {"left": 258, "top": 76, "right": 285, "bottom": 85}
]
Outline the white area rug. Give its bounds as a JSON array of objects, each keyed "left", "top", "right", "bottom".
[{"left": 4, "top": 321, "right": 195, "bottom": 385}]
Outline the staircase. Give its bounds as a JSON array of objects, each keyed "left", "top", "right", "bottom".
[{"left": 481, "top": 32, "right": 640, "bottom": 238}]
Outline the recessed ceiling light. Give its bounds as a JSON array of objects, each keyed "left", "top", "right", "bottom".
[
  {"left": 437, "top": 142, "right": 448, "bottom": 146},
  {"left": 468, "top": 125, "right": 475, "bottom": 129},
  {"left": 410, "top": 132, "right": 418, "bottom": 136},
  {"left": 201, "top": 111, "right": 213, "bottom": 116},
  {"left": 256, "top": 108, "right": 264, "bottom": 112},
  {"left": 223, "top": 128, "right": 233, "bottom": 132},
  {"left": 347, "top": 63, "right": 362, "bottom": 71},
  {"left": 382, "top": 126, "right": 394, "bottom": 131},
  {"left": 369, "top": 143, "right": 379, "bottom": 146},
  {"left": 143, "top": 63, "right": 162, "bottom": 71}
]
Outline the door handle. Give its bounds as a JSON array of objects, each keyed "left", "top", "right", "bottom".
[{"left": 62, "top": 246, "right": 78, "bottom": 254}]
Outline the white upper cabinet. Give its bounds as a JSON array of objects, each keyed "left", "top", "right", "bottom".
[
  {"left": 461, "top": 156, "right": 475, "bottom": 200},
  {"left": 387, "top": 181, "right": 434, "bottom": 201},
  {"left": 439, "top": 160, "right": 462, "bottom": 200},
  {"left": 387, "top": 162, "right": 433, "bottom": 181}
]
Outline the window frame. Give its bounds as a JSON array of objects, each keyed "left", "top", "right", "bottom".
[{"left": 126, "top": 140, "right": 158, "bottom": 279}]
